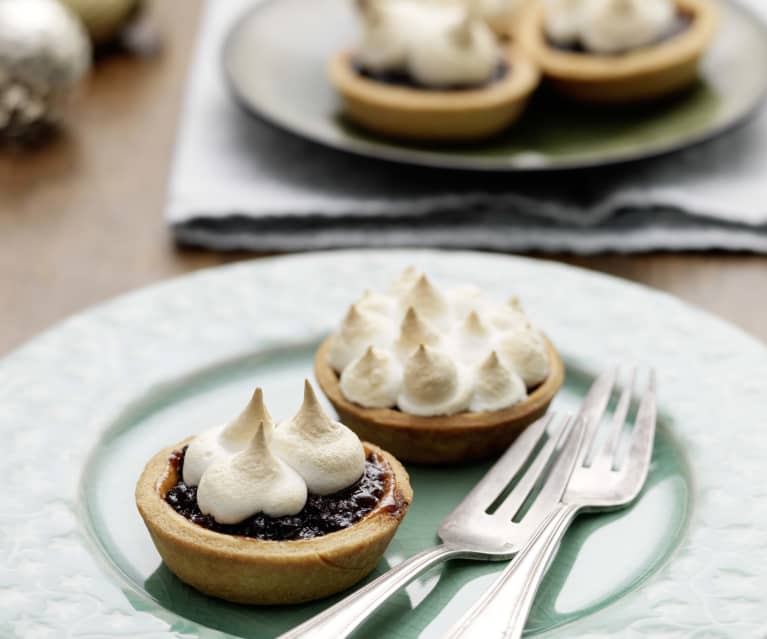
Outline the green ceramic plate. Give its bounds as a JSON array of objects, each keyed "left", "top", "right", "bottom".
[
  {"left": 223, "top": 0, "right": 767, "bottom": 172},
  {"left": 2, "top": 250, "right": 767, "bottom": 638}
]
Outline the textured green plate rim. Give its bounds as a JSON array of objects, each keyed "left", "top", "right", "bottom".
[
  {"left": 222, "top": 0, "right": 767, "bottom": 172},
  {"left": 1, "top": 250, "right": 766, "bottom": 638}
]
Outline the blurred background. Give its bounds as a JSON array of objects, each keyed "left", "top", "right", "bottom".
[{"left": 1, "top": 0, "right": 766, "bottom": 355}]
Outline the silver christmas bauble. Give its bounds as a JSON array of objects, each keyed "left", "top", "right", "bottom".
[
  {"left": 0, "top": 0, "right": 91, "bottom": 139},
  {"left": 59, "top": 0, "right": 142, "bottom": 45}
]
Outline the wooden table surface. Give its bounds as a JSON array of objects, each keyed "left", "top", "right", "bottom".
[{"left": 1, "top": 0, "right": 765, "bottom": 356}]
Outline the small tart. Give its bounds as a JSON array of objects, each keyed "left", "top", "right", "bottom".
[
  {"left": 517, "top": 0, "right": 717, "bottom": 103},
  {"left": 328, "top": 45, "right": 540, "bottom": 141},
  {"left": 135, "top": 440, "right": 412, "bottom": 605},
  {"left": 315, "top": 336, "right": 564, "bottom": 465}
]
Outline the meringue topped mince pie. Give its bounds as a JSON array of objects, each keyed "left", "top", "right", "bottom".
[
  {"left": 518, "top": 0, "right": 717, "bottom": 103},
  {"left": 329, "top": 0, "right": 540, "bottom": 141},
  {"left": 135, "top": 383, "right": 412, "bottom": 605},
  {"left": 314, "top": 267, "right": 564, "bottom": 464}
]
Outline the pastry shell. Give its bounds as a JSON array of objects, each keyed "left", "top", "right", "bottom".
[
  {"left": 517, "top": 0, "right": 718, "bottom": 103},
  {"left": 135, "top": 439, "right": 412, "bottom": 605},
  {"left": 315, "top": 336, "right": 565, "bottom": 465},
  {"left": 328, "top": 45, "right": 540, "bottom": 141}
]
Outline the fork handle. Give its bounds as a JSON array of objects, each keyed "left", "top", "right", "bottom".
[
  {"left": 445, "top": 503, "right": 580, "bottom": 639},
  {"left": 277, "top": 544, "right": 471, "bottom": 639}
]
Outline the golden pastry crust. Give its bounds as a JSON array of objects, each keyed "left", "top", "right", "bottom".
[
  {"left": 328, "top": 45, "right": 540, "bottom": 141},
  {"left": 135, "top": 440, "right": 412, "bottom": 605},
  {"left": 517, "top": 0, "right": 718, "bottom": 103},
  {"left": 315, "top": 336, "right": 564, "bottom": 465}
]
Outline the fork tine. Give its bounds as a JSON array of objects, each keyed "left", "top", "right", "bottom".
[
  {"left": 618, "top": 369, "right": 657, "bottom": 500},
  {"left": 495, "top": 415, "right": 573, "bottom": 520},
  {"left": 579, "top": 366, "right": 619, "bottom": 465},
  {"left": 534, "top": 416, "right": 587, "bottom": 507},
  {"left": 450, "top": 414, "right": 554, "bottom": 517},
  {"left": 593, "top": 367, "right": 636, "bottom": 470}
]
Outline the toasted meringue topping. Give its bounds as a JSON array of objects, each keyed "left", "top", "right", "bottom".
[
  {"left": 475, "top": 0, "right": 532, "bottom": 33},
  {"left": 544, "top": 0, "right": 598, "bottom": 46},
  {"left": 355, "top": 0, "right": 501, "bottom": 88},
  {"left": 470, "top": 351, "right": 528, "bottom": 412},
  {"left": 398, "top": 345, "right": 471, "bottom": 416},
  {"left": 272, "top": 381, "right": 366, "bottom": 495},
  {"left": 182, "top": 388, "right": 273, "bottom": 487},
  {"left": 340, "top": 346, "right": 401, "bottom": 408},
  {"left": 329, "top": 271, "right": 552, "bottom": 415},
  {"left": 328, "top": 304, "right": 392, "bottom": 372},
  {"left": 394, "top": 307, "right": 443, "bottom": 360},
  {"left": 388, "top": 265, "right": 423, "bottom": 296},
  {"left": 354, "top": 0, "right": 415, "bottom": 72},
  {"left": 196, "top": 422, "right": 307, "bottom": 524},
  {"left": 498, "top": 328, "right": 551, "bottom": 387},
  {"left": 582, "top": 0, "right": 675, "bottom": 54},
  {"left": 463, "top": 310, "right": 490, "bottom": 337},
  {"left": 408, "top": 6, "right": 500, "bottom": 88},
  {"left": 399, "top": 275, "right": 450, "bottom": 325},
  {"left": 545, "top": 0, "right": 676, "bottom": 54}
]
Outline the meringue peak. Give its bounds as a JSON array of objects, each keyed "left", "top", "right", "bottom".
[
  {"left": 243, "top": 420, "right": 272, "bottom": 458},
  {"left": 398, "top": 344, "right": 471, "bottom": 416},
  {"left": 328, "top": 302, "right": 392, "bottom": 372},
  {"left": 401, "top": 275, "right": 449, "bottom": 324},
  {"left": 182, "top": 387, "right": 273, "bottom": 487},
  {"left": 451, "top": 9, "right": 474, "bottom": 48},
  {"left": 360, "top": 345, "right": 386, "bottom": 368},
  {"left": 479, "top": 350, "right": 503, "bottom": 372},
  {"left": 223, "top": 387, "right": 273, "bottom": 442},
  {"left": 340, "top": 346, "right": 400, "bottom": 408},
  {"left": 196, "top": 421, "right": 307, "bottom": 524},
  {"left": 343, "top": 303, "right": 364, "bottom": 328},
  {"left": 411, "top": 343, "right": 429, "bottom": 365},
  {"left": 463, "top": 310, "right": 489, "bottom": 337},
  {"left": 272, "top": 381, "right": 366, "bottom": 495},
  {"left": 402, "top": 306, "right": 438, "bottom": 338},
  {"left": 395, "top": 307, "right": 441, "bottom": 359},
  {"left": 498, "top": 328, "right": 550, "bottom": 387},
  {"left": 294, "top": 379, "right": 337, "bottom": 438},
  {"left": 470, "top": 350, "right": 527, "bottom": 412},
  {"left": 389, "top": 265, "right": 423, "bottom": 297}
]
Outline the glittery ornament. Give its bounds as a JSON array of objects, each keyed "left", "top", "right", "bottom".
[
  {"left": 58, "top": 0, "right": 142, "bottom": 45},
  {"left": 0, "top": 0, "right": 91, "bottom": 141}
]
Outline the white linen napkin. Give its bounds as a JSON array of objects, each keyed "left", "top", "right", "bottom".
[{"left": 166, "top": 0, "right": 767, "bottom": 254}]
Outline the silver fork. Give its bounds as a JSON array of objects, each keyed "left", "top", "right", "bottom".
[
  {"left": 446, "top": 367, "right": 657, "bottom": 639},
  {"left": 277, "top": 413, "right": 586, "bottom": 639}
]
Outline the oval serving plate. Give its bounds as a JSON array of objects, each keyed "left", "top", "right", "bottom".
[
  {"left": 1, "top": 250, "right": 766, "bottom": 638},
  {"left": 223, "top": 0, "right": 767, "bottom": 172}
]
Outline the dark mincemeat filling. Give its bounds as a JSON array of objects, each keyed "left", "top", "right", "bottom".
[
  {"left": 352, "top": 59, "right": 509, "bottom": 91},
  {"left": 165, "top": 446, "right": 388, "bottom": 541},
  {"left": 547, "top": 13, "right": 692, "bottom": 55}
]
